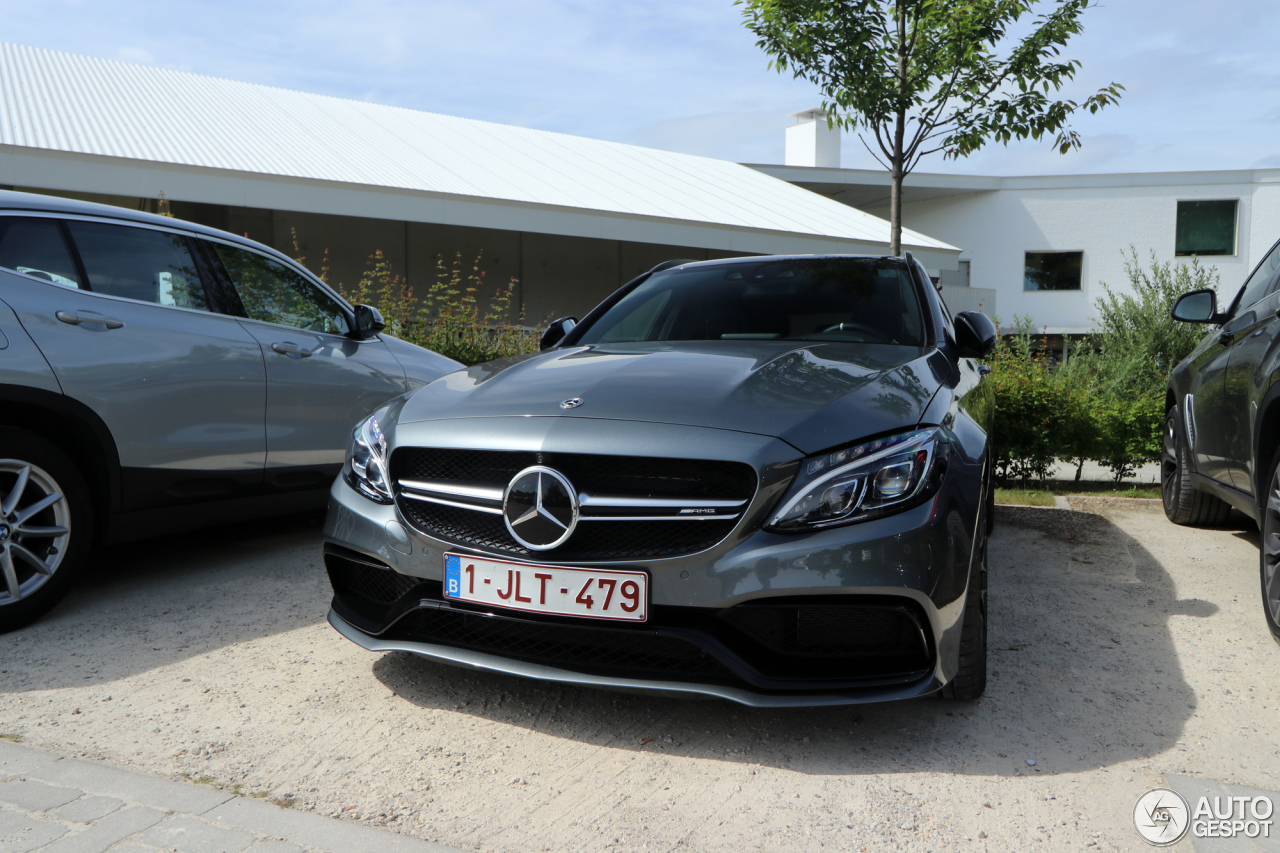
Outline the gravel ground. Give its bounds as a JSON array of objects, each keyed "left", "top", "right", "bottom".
[{"left": 1, "top": 499, "right": 1276, "bottom": 852}]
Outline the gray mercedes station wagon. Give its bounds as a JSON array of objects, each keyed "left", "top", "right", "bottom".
[
  {"left": 0, "top": 190, "right": 460, "bottom": 632},
  {"left": 323, "top": 255, "right": 998, "bottom": 706}
]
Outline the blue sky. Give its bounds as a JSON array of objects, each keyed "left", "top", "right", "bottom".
[{"left": 2, "top": 0, "right": 1277, "bottom": 176}]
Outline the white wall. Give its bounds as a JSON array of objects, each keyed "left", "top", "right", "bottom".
[{"left": 868, "top": 179, "right": 1280, "bottom": 331}]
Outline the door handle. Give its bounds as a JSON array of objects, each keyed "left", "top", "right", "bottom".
[
  {"left": 55, "top": 310, "right": 124, "bottom": 329},
  {"left": 271, "top": 341, "right": 313, "bottom": 358},
  {"left": 1219, "top": 330, "right": 1235, "bottom": 346}
]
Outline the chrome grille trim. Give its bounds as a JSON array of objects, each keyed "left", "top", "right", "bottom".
[
  {"left": 577, "top": 514, "right": 741, "bottom": 522},
  {"left": 397, "top": 481, "right": 748, "bottom": 520},
  {"left": 578, "top": 494, "right": 747, "bottom": 509},
  {"left": 400, "top": 479, "right": 504, "bottom": 503},
  {"left": 399, "top": 491, "right": 504, "bottom": 516},
  {"left": 391, "top": 448, "right": 759, "bottom": 561}
]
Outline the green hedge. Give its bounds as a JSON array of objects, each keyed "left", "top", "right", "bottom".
[{"left": 988, "top": 249, "right": 1219, "bottom": 483}]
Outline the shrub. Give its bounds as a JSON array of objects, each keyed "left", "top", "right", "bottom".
[
  {"left": 1091, "top": 391, "right": 1165, "bottom": 482},
  {"left": 335, "top": 249, "right": 541, "bottom": 366},
  {"left": 1092, "top": 247, "right": 1219, "bottom": 397},
  {"left": 986, "top": 247, "right": 1219, "bottom": 484},
  {"left": 987, "top": 317, "right": 1073, "bottom": 481}
]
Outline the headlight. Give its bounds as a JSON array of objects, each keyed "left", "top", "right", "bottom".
[
  {"left": 766, "top": 428, "right": 944, "bottom": 531},
  {"left": 344, "top": 414, "right": 393, "bottom": 503}
]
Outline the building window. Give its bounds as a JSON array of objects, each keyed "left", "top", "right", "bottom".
[
  {"left": 1024, "top": 251, "right": 1083, "bottom": 291},
  {"left": 1176, "top": 199, "right": 1237, "bottom": 256}
]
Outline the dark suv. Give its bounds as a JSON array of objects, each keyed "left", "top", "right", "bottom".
[
  {"left": 0, "top": 190, "right": 460, "bottom": 631},
  {"left": 1165, "top": 238, "right": 1280, "bottom": 640}
]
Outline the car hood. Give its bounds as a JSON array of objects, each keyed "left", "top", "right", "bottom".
[
  {"left": 398, "top": 341, "right": 949, "bottom": 455},
  {"left": 378, "top": 333, "right": 464, "bottom": 389}
]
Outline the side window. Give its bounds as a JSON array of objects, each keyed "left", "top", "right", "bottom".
[
  {"left": 1234, "top": 241, "right": 1280, "bottom": 314},
  {"left": 66, "top": 221, "right": 209, "bottom": 310},
  {"left": 916, "top": 261, "right": 952, "bottom": 342},
  {"left": 935, "top": 286, "right": 956, "bottom": 341},
  {"left": 0, "top": 218, "right": 82, "bottom": 288},
  {"left": 210, "top": 243, "right": 350, "bottom": 335}
]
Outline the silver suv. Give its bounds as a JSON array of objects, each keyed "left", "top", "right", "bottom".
[{"left": 0, "top": 190, "right": 460, "bottom": 631}]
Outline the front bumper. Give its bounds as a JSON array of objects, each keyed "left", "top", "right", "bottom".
[
  {"left": 323, "top": 418, "right": 981, "bottom": 706},
  {"left": 328, "top": 607, "right": 941, "bottom": 708}
]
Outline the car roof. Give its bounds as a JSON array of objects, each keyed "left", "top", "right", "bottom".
[{"left": 0, "top": 188, "right": 282, "bottom": 258}]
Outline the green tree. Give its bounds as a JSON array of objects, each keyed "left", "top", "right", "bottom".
[
  {"left": 1091, "top": 247, "right": 1219, "bottom": 397},
  {"left": 738, "top": 0, "right": 1123, "bottom": 255}
]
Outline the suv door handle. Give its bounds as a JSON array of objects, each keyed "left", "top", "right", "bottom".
[
  {"left": 55, "top": 310, "right": 124, "bottom": 329},
  {"left": 271, "top": 341, "right": 313, "bottom": 358}
]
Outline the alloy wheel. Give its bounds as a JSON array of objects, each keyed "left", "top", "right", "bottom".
[
  {"left": 1263, "top": 462, "right": 1280, "bottom": 627},
  {"left": 1161, "top": 412, "right": 1179, "bottom": 514},
  {"left": 0, "top": 459, "right": 72, "bottom": 605}
]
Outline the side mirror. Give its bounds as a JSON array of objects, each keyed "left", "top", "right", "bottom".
[
  {"left": 1171, "top": 289, "right": 1220, "bottom": 324},
  {"left": 954, "top": 311, "right": 997, "bottom": 359},
  {"left": 352, "top": 304, "right": 386, "bottom": 339},
  {"left": 540, "top": 316, "right": 578, "bottom": 350}
]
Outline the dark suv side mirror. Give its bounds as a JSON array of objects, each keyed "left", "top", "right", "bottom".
[
  {"left": 1171, "top": 289, "right": 1221, "bottom": 324},
  {"left": 540, "top": 316, "right": 578, "bottom": 350},
  {"left": 352, "top": 304, "right": 386, "bottom": 339},
  {"left": 954, "top": 311, "right": 997, "bottom": 358}
]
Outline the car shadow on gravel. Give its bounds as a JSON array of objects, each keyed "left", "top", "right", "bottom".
[
  {"left": 0, "top": 512, "right": 330, "bottom": 693},
  {"left": 372, "top": 505, "right": 1216, "bottom": 778}
]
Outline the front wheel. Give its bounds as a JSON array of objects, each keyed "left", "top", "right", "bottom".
[
  {"left": 0, "top": 428, "right": 93, "bottom": 633},
  {"left": 1161, "top": 407, "right": 1231, "bottom": 526},
  {"left": 942, "top": 512, "right": 987, "bottom": 700},
  {"left": 1259, "top": 449, "right": 1280, "bottom": 643}
]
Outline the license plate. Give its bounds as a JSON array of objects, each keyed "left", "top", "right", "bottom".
[{"left": 443, "top": 553, "right": 648, "bottom": 622}]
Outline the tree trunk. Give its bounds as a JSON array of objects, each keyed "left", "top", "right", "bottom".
[
  {"left": 889, "top": 155, "right": 903, "bottom": 257},
  {"left": 890, "top": 5, "right": 908, "bottom": 258}
]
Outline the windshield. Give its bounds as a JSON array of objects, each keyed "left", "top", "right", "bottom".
[{"left": 575, "top": 258, "right": 928, "bottom": 347}]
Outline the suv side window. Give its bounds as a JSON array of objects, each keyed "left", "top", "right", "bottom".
[
  {"left": 209, "top": 243, "right": 350, "bottom": 335},
  {"left": 1233, "top": 241, "right": 1280, "bottom": 315},
  {"left": 0, "top": 217, "right": 82, "bottom": 288},
  {"left": 66, "top": 221, "right": 210, "bottom": 310}
]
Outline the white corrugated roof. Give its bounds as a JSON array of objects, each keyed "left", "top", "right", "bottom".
[{"left": 0, "top": 43, "right": 955, "bottom": 253}]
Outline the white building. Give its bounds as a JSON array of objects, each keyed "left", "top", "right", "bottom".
[
  {"left": 758, "top": 112, "right": 1280, "bottom": 333},
  {"left": 0, "top": 44, "right": 958, "bottom": 324},
  {"left": 5, "top": 43, "right": 1262, "bottom": 336}
]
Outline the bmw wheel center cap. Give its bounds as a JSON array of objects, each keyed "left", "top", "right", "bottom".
[{"left": 503, "top": 466, "right": 579, "bottom": 550}]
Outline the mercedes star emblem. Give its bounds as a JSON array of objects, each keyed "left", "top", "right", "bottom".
[
  {"left": 502, "top": 466, "right": 580, "bottom": 550},
  {"left": 560, "top": 397, "right": 584, "bottom": 409}
]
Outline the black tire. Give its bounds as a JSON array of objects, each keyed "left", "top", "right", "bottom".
[
  {"left": 0, "top": 428, "right": 93, "bottom": 633},
  {"left": 1161, "top": 407, "right": 1232, "bottom": 526},
  {"left": 943, "top": 507, "right": 988, "bottom": 700},
  {"left": 1259, "top": 447, "right": 1280, "bottom": 643}
]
